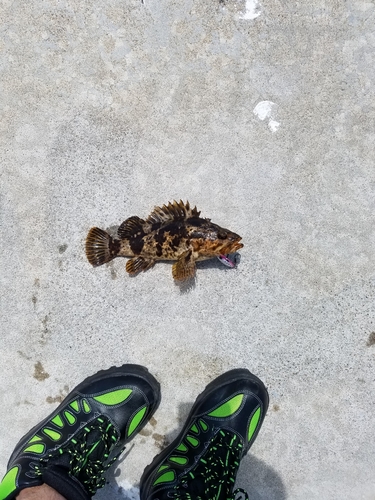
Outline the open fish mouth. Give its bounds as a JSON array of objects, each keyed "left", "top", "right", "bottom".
[
  {"left": 217, "top": 240, "right": 243, "bottom": 268},
  {"left": 217, "top": 254, "right": 236, "bottom": 268},
  {"left": 217, "top": 252, "right": 242, "bottom": 268}
]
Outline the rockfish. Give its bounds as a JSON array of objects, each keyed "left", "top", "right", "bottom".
[{"left": 85, "top": 200, "right": 243, "bottom": 281}]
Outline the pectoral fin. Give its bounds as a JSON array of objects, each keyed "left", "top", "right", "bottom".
[
  {"left": 172, "top": 251, "right": 196, "bottom": 281},
  {"left": 126, "top": 257, "right": 155, "bottom": 275}
]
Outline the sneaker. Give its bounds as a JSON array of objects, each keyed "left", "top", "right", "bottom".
[
  {"left": 140, "top": 368, "right": 269, "bottom": 500},
  {"left": 0, "top": 364, "right": 160, "bottom": 500}
]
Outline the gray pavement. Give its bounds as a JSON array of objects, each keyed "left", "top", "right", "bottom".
[{"left": 1, "top": 1, "right": 374, "bottom": 498}]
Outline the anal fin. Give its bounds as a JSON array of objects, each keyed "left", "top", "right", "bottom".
[
  {"left": 126, "top": 257, "right": 155, "bottom": 275},
  {"left": 172, "top": 250, "right": 196, "bottom": 281}
]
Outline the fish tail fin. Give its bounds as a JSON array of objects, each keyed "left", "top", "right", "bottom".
[{"left": 85, "top": 227, "right": 119, "bottom": 266}]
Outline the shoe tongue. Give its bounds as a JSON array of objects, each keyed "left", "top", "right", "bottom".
[
  {"left": 41, "top": 428, "right": 107, "bottom": 500},
  {"left": 85, "top": 428, "right": 107, "bottom": 461},
  {"left": 179, "top": 430, "right": 242, "bottom": 500},
  {"left": 42, "top": 465, "right": 91, "bottom": 500}
]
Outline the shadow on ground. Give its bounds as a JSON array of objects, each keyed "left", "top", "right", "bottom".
[{"left": 236, "top": 454, "right": 286, "bottom": 500}]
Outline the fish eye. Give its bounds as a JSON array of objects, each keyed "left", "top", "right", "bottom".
[{"left": 217, "top": 231, "right": 227, "bottom": 239}]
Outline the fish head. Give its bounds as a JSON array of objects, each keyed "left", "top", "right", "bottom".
[{"left": 188, "top": 218, "right": 243, "bottom": 257}]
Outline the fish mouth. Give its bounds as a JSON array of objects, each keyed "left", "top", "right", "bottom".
[
  {"left": 192, "top": 237, "right": 243, "bottom": 259},
  {"left": 221, "top": 240, "right": 243, "bottom": 254}
]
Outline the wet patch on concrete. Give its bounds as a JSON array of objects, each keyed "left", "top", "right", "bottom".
[
  {"left": 40, "top": 315, "right": 50, "bottom": 345},
  {"left": 366, "top": 331, "right": 375, "bottom": 347},
  {"left": 46, "top": 384, "right": 69, "bottom": 403},
  {"left": 18, "top": 350, "right": 32, "bottom": 360},
  {"left": 109, "top": 262, "right": 117, "bottom": 280},
  {"left": 16, "top": 400, "right": 34, "bottom": 406},
  {"left": 139, "top": 427, "right": 153, "bottom": 437},
  {"left": 33, "top": 361, "right": 50, "bottom": 381},
  {"left": 152, "top": 432, "right": 169, "bottom": 450},
  {"left": 58, "top": 244, "right": 68, "bottom": 253}
]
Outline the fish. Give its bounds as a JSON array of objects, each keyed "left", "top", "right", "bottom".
[{"left": 85, "top": 200, "right": 243, "bottom": 281}]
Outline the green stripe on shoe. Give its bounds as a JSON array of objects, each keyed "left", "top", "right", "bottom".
[
  {"left": 93, "top": 389, "right": 132, "bottom": 406},
  {"left": 64, "top": 411, "right": 76, "bottom": 425},
  {"left": 157, "top": 465, "right": 170, "bottom": 473},
  {"left": 186, "top": 436, "right": 199, "bottom": 447},
  {"left": 23, "top": 443, "right": 45, "bottom": 454},
  {"left": 82, "top": 399, "right": 91, "bottom": 413},
  {"left": 51, "top": 414, "right": 64, "bottom": 428},
  {"left": 69, "top": 400, "right": 79, "bottom": 412},
  {"left": 208, "top": 394, "right": 244, "bottom": 418},
  {"left": 169, "top": 456, "right": 188, "bottom": 465},
  {"left": 176, "top": 443, "right": 188, "bottom": 452},
  {"left": 247, "top": 406, "right": 261, "bottom": 441},
  {"left": 27, "top": 435, "right": 42, "bottom": 443},
  {"left": 0, "top": 466, "right": 19, "bottom": 499},
  {"left": 199, "top": 419, "right": 208, "bottom": 431},
  {"left": 43, "top": 428, "right": 62, "bottom": 441},
  {"left": 127, "top": 406, "right": 147, "bottom": 437},
  {"left": 153, "top": 470, "right": 176, "bottom": 486}
]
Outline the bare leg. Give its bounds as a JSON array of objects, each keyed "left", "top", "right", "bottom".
[{"left": 17, "top": 484, "right": 66, "bottom": 500}]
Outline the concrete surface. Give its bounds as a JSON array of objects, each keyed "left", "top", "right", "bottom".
[{"left": 1, "top": 0, "right": 374, "bottom": 498}]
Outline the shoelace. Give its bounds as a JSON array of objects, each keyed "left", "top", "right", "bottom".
[
  {"left": 171, "top": 429, "right": 249, "bottom": 500},
  {"left": 232, "top": 488, "right": 249, "bottom": 500},
  {"left": 34, "top": 417, "right": 125, "bottom": 495}
]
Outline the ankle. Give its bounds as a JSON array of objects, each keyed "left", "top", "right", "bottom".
[{"left": 17, "top": 483, "right": 67, "bottom": 500}]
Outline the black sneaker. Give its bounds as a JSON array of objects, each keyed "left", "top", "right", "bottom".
[
  {"left": 140, "top": 368, "right": 269, "bottom": 500},
  {"left": 0, "top": 364, "right": 160, "bottom": 500}
]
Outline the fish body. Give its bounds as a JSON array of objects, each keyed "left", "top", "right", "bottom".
[{"left": 85, "top": 200, "right": 243, "bottom": 281}]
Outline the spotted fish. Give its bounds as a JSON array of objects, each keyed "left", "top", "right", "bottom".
[{"left": 85, "top": 200, "right": 243, "bottom": 281}]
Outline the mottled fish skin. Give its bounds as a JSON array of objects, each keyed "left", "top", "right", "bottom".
[{"left": 85, "top": 200, "right": 243, "bottom": 281}]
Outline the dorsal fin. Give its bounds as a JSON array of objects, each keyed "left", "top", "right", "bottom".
[
  {"left": 146, "top": 200, "right": 200, "bottom": 224},
  {"left": 118, "top": 216, "right": 147, "bottom": 239}
]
